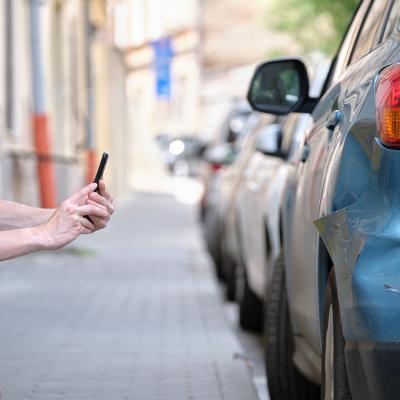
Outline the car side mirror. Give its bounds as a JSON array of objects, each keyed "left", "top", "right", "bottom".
[
  {"left": 256, "top": 123, "right": 285, "bottom": 158},
  {"left": 247, "top": 58, "right": 317, "bottom": 115},
  {"left": 203, "top": 144, "right": 236, "bottom": 166}
]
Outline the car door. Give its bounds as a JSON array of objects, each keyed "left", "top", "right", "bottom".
[
  {"left": 218, "top": 113, "right": 261, "bottom": 223},
  {"left": 238, "top": 127, "right": 284, "bottom": 299},
  {"left": 285, "top": 0, "right": 392, "bottom": 360}
]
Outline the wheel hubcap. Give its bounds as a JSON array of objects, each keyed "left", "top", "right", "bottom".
[{"left": 324, "top": 305, "right": 334, "bottom": 400}]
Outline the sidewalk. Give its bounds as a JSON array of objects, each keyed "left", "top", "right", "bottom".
[{"left": 0, "top": 193, "right": 259, "bottom": 400}]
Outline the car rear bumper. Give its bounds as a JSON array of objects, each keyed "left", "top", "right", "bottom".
[{"left": 346, "top": 340, "right": 400, "bottom": 400}]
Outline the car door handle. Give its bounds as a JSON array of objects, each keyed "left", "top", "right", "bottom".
[
  {"left": 301, "top": 143, "right": 310, "bottom": 162},
  {"left": 325, "top": 110, "right": 342, "bottom": 130}
]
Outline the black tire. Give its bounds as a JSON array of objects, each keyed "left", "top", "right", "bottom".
[
  {"left": 321, "top": 270, "right": 352, "bottom": 400},
  {"left": 203, "top": 210, "right": 224, "bottom": 281},
  {"left": 212, "top": 253, "right": 224, "bottom": 282},
  {"left": 211, "top": 248, "right": 224, "bottom": 281},
  {"left": 225, "top": 258, "right": 237, "bottom": 302},
  {"left": 238, "top": 269, "right": 263, "bottom": 332},
  {"left": 221, "top": 244, "right": 237, "bottom": 301},
  {"left": 265, "top": 251, "right": 320, "bottom": 400}
]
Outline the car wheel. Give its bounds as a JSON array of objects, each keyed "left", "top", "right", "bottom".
[
  {"left": 238, "top": 267, "right": 263, "bottom": 332},
  {"left": 225, "top": 260, "right": 237, "bottom": 301},
  {"left": 222, "top": 247, "right": 237, "bottom": 302},
  {"left": 211, "top": 249, "right": 224, "bottom": 281},
  {"left": 203, "top": 210, "right": 224, "bottom": 281},
  {"left": 265, "top": 251, "right": 320, "bottom": 400},
  {"left": 321, "top": 270, "right": 352, "bottom": 400},
  {"left": 235, "top": 257, "right": 245, "bottom": 303}
]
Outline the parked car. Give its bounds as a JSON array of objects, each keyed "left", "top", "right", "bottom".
[
  {"left": 155, "top": 134, "right": 206, "bottom": 177},
  {"left": 200, "top": 100, "right": 253, "bottom": 278},
  {"left": 246, "top": 1, "right": 400, "bottom": 399},
  {"left": 217, "top": 114, "right": 280, "bottom": 302},
  {"left": 231, "top": 65, "right": 328, "bottom": 332}
]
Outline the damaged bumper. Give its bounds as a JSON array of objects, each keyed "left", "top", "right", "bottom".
[{"left": 314, "top": 139, "right": 400, "bottom": 398}]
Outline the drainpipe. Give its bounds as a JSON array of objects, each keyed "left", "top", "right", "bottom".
[
  {"left": 84, "top": 0, "right": 97, "bottom": 183},
  {"left": 29, "top": 0, "right": 57, "bottom": 208}
]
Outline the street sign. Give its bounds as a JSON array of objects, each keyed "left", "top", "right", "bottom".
[{"left": 152, "top": 37, "right": 174, "bottom": 99}]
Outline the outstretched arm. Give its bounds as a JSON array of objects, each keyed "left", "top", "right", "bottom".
[
  {"left": 0, "top": 183, "right": 109, "bottom": 262},
  {"left": 0, "top": 225, "right": 49, "bottom": 261},
  {"left": 0, "top": 201, "right": 54, "bottom": 231},
  {"left": 0, "top": 180, "right": 114, "bottom": 232}
]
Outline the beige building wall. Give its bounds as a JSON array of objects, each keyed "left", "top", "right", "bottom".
[
  {"left": 42, "top": 0, "right": 129, "bottom": 201},
  {"left": 110, "top": 0, "right": 201, "bottom": 192},
  {"left": 0, "top": 0, "right": 87, "bottom": 206},
  {"left": 0, "top": 0, "right": 38, "bottom": 204},
  {"left": 91, "top": 0, "right": 130, "bottom": 200},
  {"left": 92, "top": 42, "right": 129, "bottom": 199},
  {"left": 43, "top": 0, "right": 87, "bottom": 203},
  {"left": 44, "top": 0, "right": 87, "bottom": 158},
  {"left": 0, "top": 0, "right": 129, "bottom": 205},
  {"left": 126, "top": 67, "right": 165, "bottom": 191}
]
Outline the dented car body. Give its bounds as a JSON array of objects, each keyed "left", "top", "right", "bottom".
[{"left": 247, "top": 0, "right": 400, "bottom": 398}]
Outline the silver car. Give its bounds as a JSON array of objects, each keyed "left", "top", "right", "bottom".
[{"left": 224, "top": 65, "right": 329, "bottom": 332}]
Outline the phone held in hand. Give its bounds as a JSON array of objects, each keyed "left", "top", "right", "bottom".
[
  {"left": 93, "top": 152, "right": 109, "bottom": 193},
  {"left": 85, "top": 152, "right": 109, "bottom": 222}
]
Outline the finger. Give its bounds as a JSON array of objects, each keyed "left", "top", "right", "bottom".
[
  {"left": 88, "top": 192, "right": 110, "bottom": 208},
  {"left": 70, "top": 183, "right": 97, "bottom": 203},
  {"left": 98, "top": 180, "right": 106, "bottom": 197},
  {"left": 90, "top": 216, "right": 107, "bottom": 230},
  {"left": 86, "top": 199, "right": 110, "bottom": 218},
  {"left": 85, "top": 201, "right": 108, "bottom": 213},
  {"left": 80, "top": 217, "right": 95, "bottom": 231},
  {"left": 88, "top": 192, "right": 115, "bottom": 213},
  {"left": 99, "top": 180, "right": 114, "bottom": 204},
  {"left": 77, "top": 204, "right": 108, "bottom": 218},
  {"left": 80, "top": 226, "right": 92, "bottom": 234},
  {"left": 87, "top": 214, "right": 108, "bottom": 229}
]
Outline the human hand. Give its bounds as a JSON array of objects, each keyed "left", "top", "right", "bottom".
[
  {"left": 40, "top": 183, "right": 108, "bottom": 250},
  {"left": 85, "top": 180, "right": 115, "bottom": 231}
]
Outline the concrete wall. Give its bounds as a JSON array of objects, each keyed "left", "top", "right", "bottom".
[
  {"left": 43, "top": 0, "right": 86, "bottom": 203},
  {"left": 0, "top": 0, "right": 129, "bottom": 206},
  {"left": 0, "top": 0, "right": 38, "bottom": 204}
]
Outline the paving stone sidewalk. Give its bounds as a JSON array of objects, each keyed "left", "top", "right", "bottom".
[{"left": 0, "top": 193, "right": 258, "bottom": 400}]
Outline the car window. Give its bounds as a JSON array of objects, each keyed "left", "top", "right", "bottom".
[
  {"left": 329, "top": 0, "right": 372, "bottom": 86},
  {"left": 382, "top": 0, "right": 400, "bottom": 40},
  {"left": 349, "top": 0, "right": 391, "bottom": 65}
]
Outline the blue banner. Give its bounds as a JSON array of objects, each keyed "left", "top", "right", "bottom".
[{"left": 152, "top": 37, "right": 174, "bottom": 99}]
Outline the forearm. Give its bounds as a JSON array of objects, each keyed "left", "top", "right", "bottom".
[
  {"left": 0, "top": 226, "right": 48, "bottom": 261},
  {"left": 0, "top": 200, "right": 55, "bottom": 230}
]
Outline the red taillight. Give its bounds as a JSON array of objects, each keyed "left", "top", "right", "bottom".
[
  {"left": 376, "top": 64, "right": 400, "bottom": 148},
  {"left": 210, "top": 162, "right": 222, "bottom": 172}
]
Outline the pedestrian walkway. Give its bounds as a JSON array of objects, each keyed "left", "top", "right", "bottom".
[{"left": 0, "top": 193, "right": 259, "bottom": 400}]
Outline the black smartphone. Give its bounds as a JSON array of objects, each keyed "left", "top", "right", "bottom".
[
  {"left": 84, "top": 152, "right": 108, "bottom": 222},
  {"left": 93, "top": 152, "right": 109, "bottom": 193}
]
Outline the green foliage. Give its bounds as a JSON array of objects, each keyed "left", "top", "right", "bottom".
[{"left": 268, "top": 0, "right": 359, "bottom": 56}]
